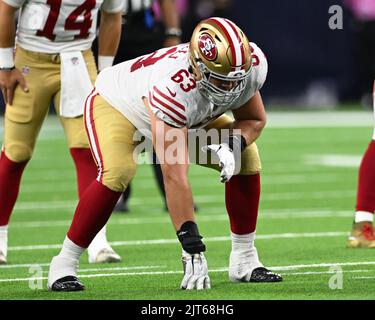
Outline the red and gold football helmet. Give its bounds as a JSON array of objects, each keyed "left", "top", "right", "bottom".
[{"left": 189, "top": 17, "right": 252, "bottom": 106}]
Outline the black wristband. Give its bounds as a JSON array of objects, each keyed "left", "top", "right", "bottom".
[
  {"left": 227, "top": 135, "right": 247, "bottom": 153},
  {"left": 177, "top": 221, "right": 206, "bottom": 254},
  {"left": 0, "top": 66, "right": 15, "bottom": 71}
]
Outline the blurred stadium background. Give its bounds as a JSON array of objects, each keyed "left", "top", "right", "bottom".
[{"left": 1, "top": 0, "right": 373, "bottom": 112}]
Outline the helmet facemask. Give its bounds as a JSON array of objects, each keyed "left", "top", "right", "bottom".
[{"left": 194, "top": 57, "right": 251, "bottom": 106}]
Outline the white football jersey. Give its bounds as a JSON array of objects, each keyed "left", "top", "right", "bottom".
[
  {"left": 4, "top": 0, "right": 123, "bottom": 53},
  {"left": 95, "top": 42, "right": 268, "bottom": 139}
]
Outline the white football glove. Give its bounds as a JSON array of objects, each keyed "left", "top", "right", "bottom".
[
  {"left": 180, "top": 250, "right": 211, "bottom": 290},
  {"left": 202, "top": 143, "right": 235, "bottom": 183}
]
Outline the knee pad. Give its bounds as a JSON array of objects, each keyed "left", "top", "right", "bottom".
[
  {"left": 238, "top": 143, "right": 261, "bottom": 175},
  {"left": 101, "top": 164, "right": 136, "bottom": 192},
  {"left": 5, "top": 142, "right": 33, "bottom": 163}
]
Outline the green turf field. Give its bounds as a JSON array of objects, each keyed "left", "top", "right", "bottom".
[{"left": 0, "top": 110, "right": 375, "bottom": 300}]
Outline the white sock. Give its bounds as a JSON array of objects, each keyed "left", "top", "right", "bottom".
[
  {"left": 48, "top": 237, "right": 84, "bottom": 287},
  {"left": 355, "top": 211, "right": 374, "bottom": 223},
  {"left": 231, "top": 231, "right": 256, "bottom": 252},
  {"left": 59, "top": 236, "right": 85, "bottom": 261},
  {"left": 0, "top": 225, "right": 8, "bottom": 257},
  {"left": 88, "top": 225, "right": 111, "bottom": 258},
  {"left": 229, "top": 231, "right": 263, "bottom": 279}
]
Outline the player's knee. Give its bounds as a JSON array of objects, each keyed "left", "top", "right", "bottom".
[
  {"left": 5, "top": 142, "right": 33, "bottom": 163},
  {"left": 102, "top": 164, "right": 136, "bottom": 192},
  {"left": 238, "top": 144, "right": 261, "bottom": 175}
]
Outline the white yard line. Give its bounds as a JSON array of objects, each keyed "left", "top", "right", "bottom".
[
  {"left": 0, "top": 263, "right": 164, "bottom": 272},
  {"left": 305, "top": 154, "right": 362, "bottom": 168},
  {"left": 3, "top": 260, "right": 375, "bottom": 272},
  {"left": 18, "top": 173, "right": 352, "bottom": 194},
  {"left": 9, "top": 209, "right": 353, "bottom": 229},
  {"left": 265, "top": 111, "right": 373, "bottom": 128},
  {"left": 1, "top": 111, "right": 372, "bottom": 138},
  {"left": 282, "top": 269, "right": 371, "bottom": 276},
  {"left": 7, "top": 231, "right": 348, "bottom": 251},
  {"left": 0, "top": 263, "right": 51, "bottom": 269},
  {"left": 12, "top": 189, "right": 356, "bottom": 212},
  {"left": 1, "top": 261, "right": 374, "bottom": 283}
]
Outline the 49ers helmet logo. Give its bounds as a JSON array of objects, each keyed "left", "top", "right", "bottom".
[{"left": 198, "top": 33, "right": 218, "bottom": 61}]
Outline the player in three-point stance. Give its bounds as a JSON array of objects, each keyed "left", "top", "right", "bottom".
[
  {"left": 48, "top": 17, "right": 282, "bottom": 291},
  {"left": 0, "top": 0, "right": 123, "bottom": 265}
]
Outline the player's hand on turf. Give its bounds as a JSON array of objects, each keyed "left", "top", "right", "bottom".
[
  {"left": 180, "top": 250, "right": 211, "bottom": 290},
  {"left": 0, "top": 68, "right": 28, "bottom": 105},
  {"left": 202, "top": 143, "right": 235, "bottom": 183}
]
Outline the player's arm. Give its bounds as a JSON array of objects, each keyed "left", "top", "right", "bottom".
[
  {"left": 0, "top": 0, "right": 28, "bottom": 105},
  {"left": 157, "top": 0, "right": 181, "bottom": 47},
  {"left": 97, "top": 9, "right": 122, "bottom": 72},
  {"left": 145, "top": 97, "right": 210, "bottom": 290},
  {"left": 231, "top": 91, "right": 267, "bottom": 145},
  {"left": 203, "top": 91, "right": 266, "bottom": 183},
  {"left": 148, "top": 103, "right": 194, "bottom": 230}
]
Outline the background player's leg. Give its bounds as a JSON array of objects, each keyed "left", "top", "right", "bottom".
[
  {"left": 0, "top": 48, "right": 54, "bottom": 263},
  {"left": 151, "top": 151, "right": 167, "bottom": 209},
  {"left": 114, "top": 183, "right": 131, "bottom": 212},
  {"left": 355, "top": 140, "right": 375, "bottom": 217},
  {"left": 348, "top": 82, "right": 375, "bottom": 248}
]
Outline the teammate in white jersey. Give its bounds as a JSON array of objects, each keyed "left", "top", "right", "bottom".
[
  {"left": 0, "top": 0, "right": 123, "bottom": 265},
  {"left": 48, "top": 17, "right": 283, "bottom": 291}
]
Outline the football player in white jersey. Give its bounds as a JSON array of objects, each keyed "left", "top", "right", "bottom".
[
  {"left": 347, "top": 81, "right": 375, "bottom": 248},
  {"left": 48, "top": 17, "right": 282, "bottom": 291},
  {"left": 0, "top": 0, "right": 124, "bottom": 265}
]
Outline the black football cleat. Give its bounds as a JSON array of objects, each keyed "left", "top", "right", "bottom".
[
  {"left": 250, "top": 267, "right": 283, "bottom": 283},
  {"left": 50, "top": 276, "right": 85, "bottom": 292}
]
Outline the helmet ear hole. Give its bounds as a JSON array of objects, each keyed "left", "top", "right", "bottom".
[
  {"left": 189, "top": 61, "right": 202, "bottom": 81},
  {"left": 193, "top": 68, "right": 202, "bottom": 81}
]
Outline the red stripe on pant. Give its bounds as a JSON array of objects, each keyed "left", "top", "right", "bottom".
[{"left": 225, "top": 174, "right": 261, "bottom": 234}]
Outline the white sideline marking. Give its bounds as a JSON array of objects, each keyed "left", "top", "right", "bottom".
[
  {"left": 7, "top": 231, "right": 348, "bottom": 251},
  {"left": 306, "top": 155, "right": 362, "bottom": 168},
  {"left": 9, "top": 209, "right": 354, "bottom": 229},
  {"left": 1, "top": 261, "right": 375, "bottom": 283}
]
